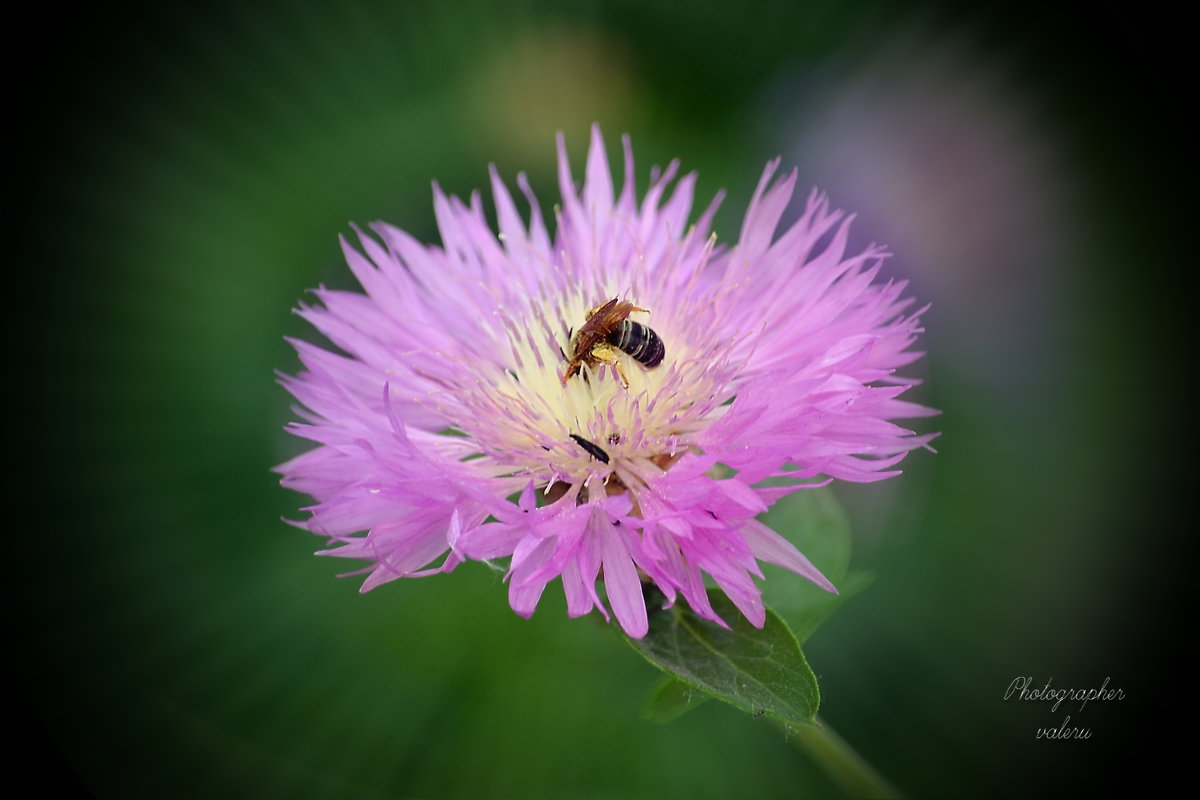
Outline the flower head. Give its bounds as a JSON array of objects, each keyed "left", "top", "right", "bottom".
[{"left": 277, "top": 127, "right": 936, "bottom": 638}]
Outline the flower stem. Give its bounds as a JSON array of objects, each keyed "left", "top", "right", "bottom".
[{"left": 779, "top": 716, "right": 902, "bottom": 799}]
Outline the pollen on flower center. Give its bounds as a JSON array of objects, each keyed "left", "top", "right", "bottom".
[{"left": 453, "top": 285, "right": 736, "bottom": 494}]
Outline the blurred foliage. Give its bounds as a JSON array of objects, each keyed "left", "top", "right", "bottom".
[{"left": 11, "top": 0, "right": 1192, "bottom": 797}]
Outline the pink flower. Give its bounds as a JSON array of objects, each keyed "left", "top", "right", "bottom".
[{"left": 277, "top": 127, "right": 936, "bottom": 638}]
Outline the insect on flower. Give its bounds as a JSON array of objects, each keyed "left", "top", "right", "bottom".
[
  {"left": 569, "top": 433, "right": 611, "bottom": 463},
  {"left": 562, "top": 298, "right": 665, "bottom": 387},
  {"left": 276, "top": 125, "right": 937, "bottom": 639}
]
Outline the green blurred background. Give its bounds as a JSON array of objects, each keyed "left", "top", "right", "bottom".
[{"left": 13, "top": 1, "right": 1192, "bottom": 797}]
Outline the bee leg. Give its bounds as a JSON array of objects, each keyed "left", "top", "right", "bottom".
[
  {"left": 588, "top": 343, "right": 630, "bottom": 389},
  {"left": 614, "top": 361, "right": 631, "bottom": 389}
]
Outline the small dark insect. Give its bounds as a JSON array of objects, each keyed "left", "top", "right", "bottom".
[
  {"left": 569, "top": 433, "right": 610, "bottom": 463},
  {"left": 562, "top": 298, "right": 665, "bottom": 387},
  {"left": 752, "top": 710, "right": 764, "bottom": 718}
]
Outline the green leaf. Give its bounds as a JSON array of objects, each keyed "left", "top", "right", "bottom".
[
  {"left": 764, "top": 486, "right": 852, "bottom": 583},
  {"left": 783, "top": 568, "right": 874, "bottom": 643},
  {"left": 759, "top": 487, "right": 861, "bottom": 642},
  {"left": 625, "top": 589, "right": 820, "bottom": 725},
  {"left": 639, "top": 676, "right": 711, "bottom": 724}
]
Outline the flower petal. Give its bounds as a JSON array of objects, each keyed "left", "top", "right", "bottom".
[{"left": 600, "top": 517, "right": 648, "bottom": 638}]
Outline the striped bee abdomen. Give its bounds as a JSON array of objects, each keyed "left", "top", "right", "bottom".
[{"left": 607, "top": 321, "right": 665, "bottom": 368}]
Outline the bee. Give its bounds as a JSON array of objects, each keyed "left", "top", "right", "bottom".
[{"left": 562, "top": 298, "right": 665, "bottom": 387}]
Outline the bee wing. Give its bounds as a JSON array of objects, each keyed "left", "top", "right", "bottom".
[{"left": 592, "top": 300, "right": 637, "bottom": 330}]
